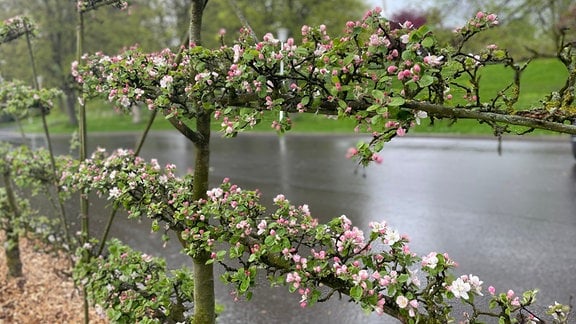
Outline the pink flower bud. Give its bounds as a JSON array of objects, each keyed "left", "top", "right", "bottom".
[
  {"left": 488, "top": 286, "right": 496, "bottom": 295},
  {"left": 506, "top": 289, "right": 515, "bottom": 299}
]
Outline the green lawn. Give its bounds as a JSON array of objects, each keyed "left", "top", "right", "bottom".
[{"left": 7, "top": 58, "right": 569, "bottom": 137}]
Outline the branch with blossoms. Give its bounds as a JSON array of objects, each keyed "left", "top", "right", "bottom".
[
  {"left": 76, "top": 0, "right": 128, "bottom": 13},
  {"left": 59, "top": 147, "right": 571, "bottom": 323},
  {"left": 74, "top": 238, "right": 195, "bottom": 323},
  {"left": 0, "top": 144, "right": 72, "bottom": 253},
  {"left": 0, "top": 15, "right": 35, "bottom": 45},
  {"left": 74, "top": 9, "right": 576, "bottom": 165},
  {"left": 0, "top": 80, "right": 62, "bottom": 120}
]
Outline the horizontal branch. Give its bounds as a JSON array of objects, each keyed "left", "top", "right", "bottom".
[
  {"left": 403, "top": 102, "right": 576, "bottom": 135},
  {"left": 220, "top": 93, "right": 576, "bottom": 135},
  {"left": 240, "top": 235, "right": 403, "bottom": 320}
]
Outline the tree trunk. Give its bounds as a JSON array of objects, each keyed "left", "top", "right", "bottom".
[
  {"left": 191, "top": 105, "right": 214, "bottom": 324},
  {"left": 63, "top": 83, "right": 79, "bottom": 127},
  {"left": 4, "top": 224, "right": 23, "bottom": 279},
  {"left": 2, "top": 173, "right": 23, "bottom": 279},
  {"left": 188, "top": 2, "right": 215, "bottom": 323}
]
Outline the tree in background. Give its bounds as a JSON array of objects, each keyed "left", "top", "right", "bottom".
[
  {"left": 0, "top": 0, "right": 169, "bottom": 126},
  {"left": 389, "top": 9, "right": 427, "bottom": 30},
  {"left": 428, "top": 0, "right": 576, "bottom": 58},
  {"left": 199, "top": 0, "right": 369, "bottom": 48}
]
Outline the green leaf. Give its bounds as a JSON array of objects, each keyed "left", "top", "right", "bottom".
[
  {"left": 350, "top": 285, "right": 363, "bottom": 301},
  {"left": 371, "top": 89, "right": 385, "bottom": 101},
  {"left": 402, "top": 48, "right": 416, "bottom": 60},
  {"left": 489, "top": 299, "right": 498, "bottom": 309},
  {"left": 240, "top": 277, "right": 250, "bottom": 292},
  {"left": 418, "top": 75, "right": 434, "bottom": 88},
  {"left": 422, "top": 36, "right": 435, "bottom": 48},
  {"left": 388, "top": 97, "right": 405, "bottom": 107},
  {"left": 151, "top": 219, "right": 160, "bottom": 232},
  {"left": 216, "top": 250, "right": 227, "bottom": 259},
  {"left": 343, "top": 54, "right": 355, "bottom": 66},
  {"left": 367, "top": 104, "right": 380, "bottom": 112},
  {"left": 398, "top": 273, "right": 409, "bottom": 283}
]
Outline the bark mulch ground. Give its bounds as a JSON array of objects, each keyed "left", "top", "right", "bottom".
[{"left": 0, "top": 235, "right": 108, "bottom": 323}]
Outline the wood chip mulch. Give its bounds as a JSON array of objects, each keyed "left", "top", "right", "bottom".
[{"left": 0, "top": 235, "right": 108, "bottom": 324}]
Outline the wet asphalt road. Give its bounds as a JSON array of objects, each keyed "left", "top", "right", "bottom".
[{"left": 3, "top": 131, "right": 575, "bottom": 323}]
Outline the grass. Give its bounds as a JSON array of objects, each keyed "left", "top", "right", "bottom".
[
  {"left": 412, "top": 58, "right": 569, "bottom": 136},
  {"left": 6, "top": 58, "right": 569, "bottom": 137}
]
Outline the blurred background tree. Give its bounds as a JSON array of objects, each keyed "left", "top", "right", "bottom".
[
  {"left": 0, "top": 0, "right": 170, "bottom": 125},
  {"left": 424, "top": 0, "right": 576, "bottom": 58},
  {"left": 198, "top": 0, "right": 368, "bottom": 47}
]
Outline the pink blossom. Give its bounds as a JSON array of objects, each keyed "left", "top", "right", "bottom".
[
  {"left": 422, "top": 252, "right": 439, "bottom": 269},
  {"left": 487, "top": 14, "right": 498, "bottom": 23},
  {"left": 488, "top": 286, "right": 496, "bottom": 295},
  {"left": 423, "top": 55, "right": 444, "bottom": 67},
  {"left": 257, "top": 220, "right": 267, "bottom": 235},
  {"left": 396, "top": 127, "right": 406, "bottom": 137},
  {"left": 507, "top": 289, "right": 515, "bottom": 299},
  {"left": 397, "top": 69, "right": 412, "bottom": 80},
  {"left": 384, "top": 228, "right": 400, "bottom": 245},
  {"left": 345, "top": 147, "right": 358, "bottom": 159},
  {"left": 286, "top": 272, "right": 302, "bottom": 288},
  {"left": 400, "top": 34, "right": 409, "bottom": 44},
  {"left": 232, "top": 44, "right": 243, "bottom": 63},
  {"left": 159, "top": 75, "right": 173, "bottom": 88},
  {"left": 358, "top": 270, "right": 369, "bottom": 280},
  {"left": 262, "top": 32, "right": 276, "bottom": 43},
  {"left": 396, "top": 295, "right": 409, "bottom": 308},
  {"left": 371, "top": 153, "right": 383, "bottom": 164}
]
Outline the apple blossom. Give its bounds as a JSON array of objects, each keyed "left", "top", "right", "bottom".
[{"left": 449, "top": 277, "right": 471, "bottom": 299}]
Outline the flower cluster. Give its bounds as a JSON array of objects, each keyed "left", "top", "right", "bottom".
[
  {"left": 59, "top": 147, "right": 188, "bottom": 228},
  {"left": 74, "top": 238, "right": 195, "bottom": 323},
  {"left": 0, "top": 80, "right": 62, "bottom": 119},
  {"left": 76, "top": 0, "right": 128, "bottom": 13},
  {"left": 0, "top": 15, "right": 35, "bottom": 44},
  {"left": 456, "top": 11, "right": 499, "bottom": 37},
  {"left": 0, "top": 144, "right": 70, "bottom": 251}
]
